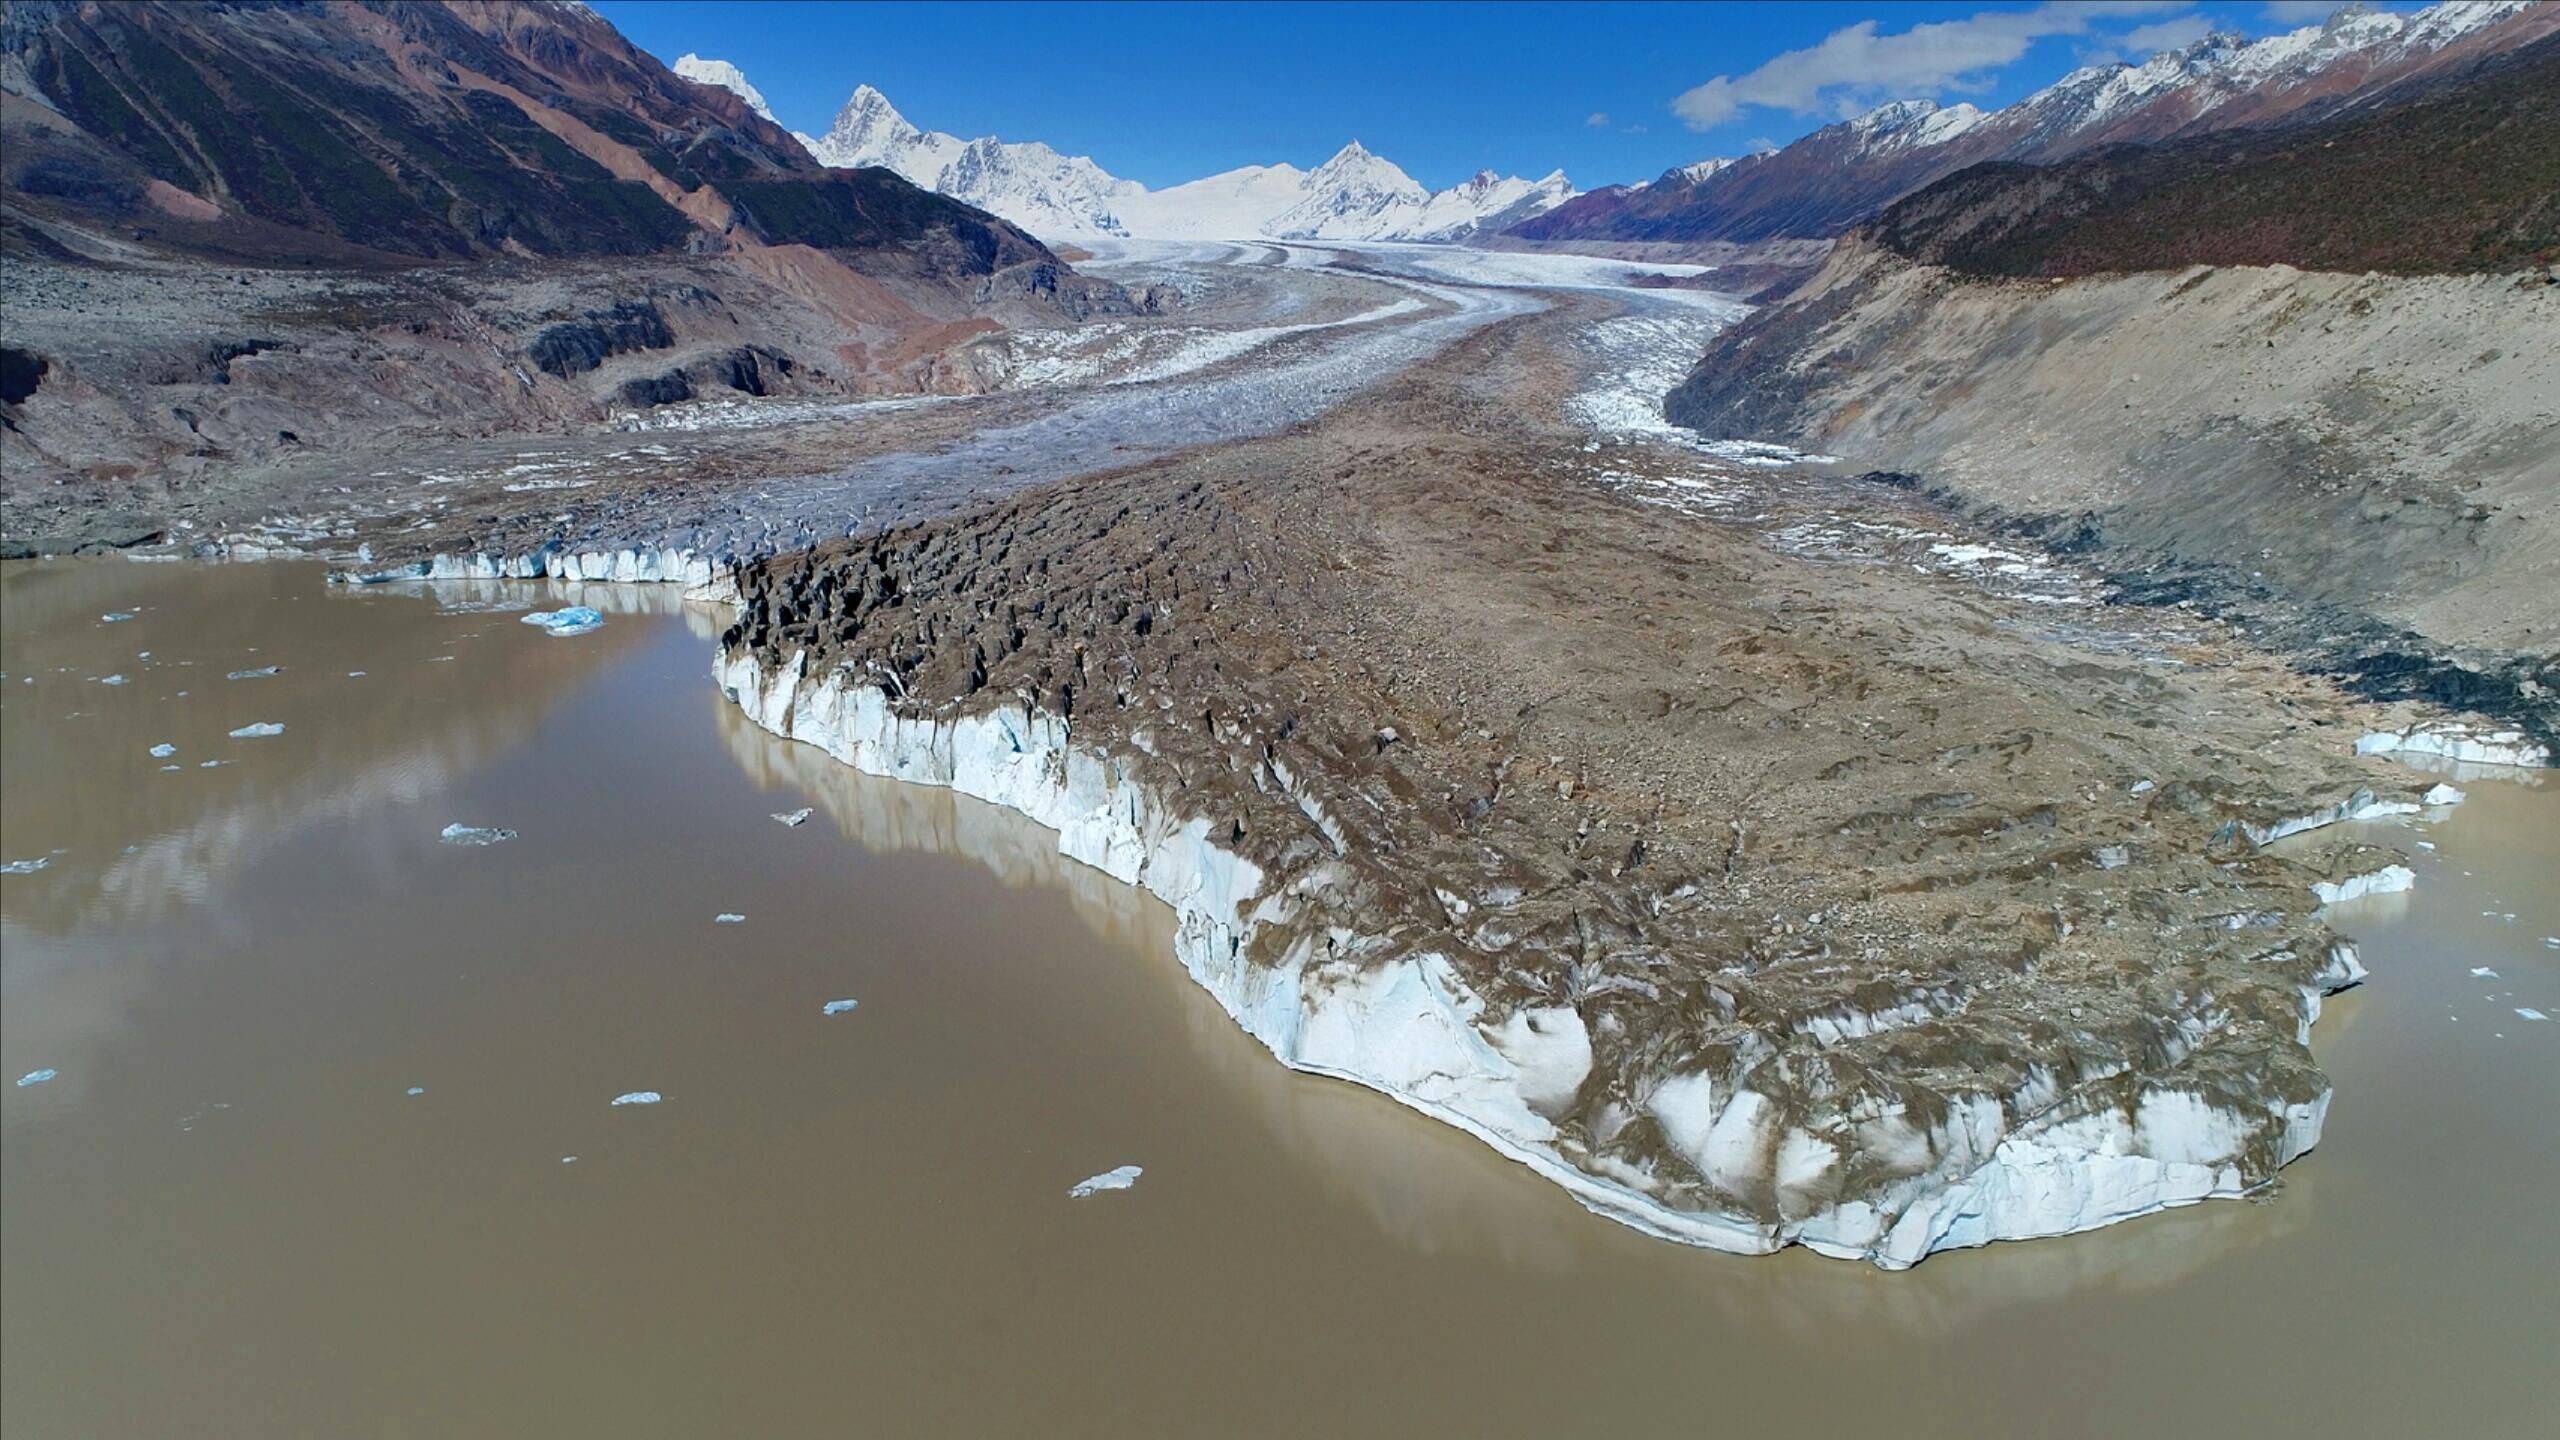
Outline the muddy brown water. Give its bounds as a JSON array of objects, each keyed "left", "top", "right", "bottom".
[{"left": 5, "top": 559, "right": 2554, "bottom": 1438}]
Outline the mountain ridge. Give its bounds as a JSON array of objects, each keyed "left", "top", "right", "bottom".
[
  {"left": 1513, "top": 0, "right": 2552, "bottom": 247},
  {"left": 736, "top": 73, "right": 1574, "bottom": 243}
]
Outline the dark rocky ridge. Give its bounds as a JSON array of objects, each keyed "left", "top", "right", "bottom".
[
  {"left": 1866, "top": 30, "right": 2560, "bottom": 278},
  {"left": 0, "top": 0, "right": 1050, "bottom": 268},
  {"left": 1511, "top": 2, "right": 2556, "bottom": 251}
]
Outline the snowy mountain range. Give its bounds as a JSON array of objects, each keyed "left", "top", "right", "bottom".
[
  {"left": 678, "top": 73, "right": 1573, "bottom": 243},
  {"left": 1519, "top": 0, "right": 2548, "bottom": 245}
]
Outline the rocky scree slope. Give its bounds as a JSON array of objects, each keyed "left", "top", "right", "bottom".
[
  {"left": 712, "top": 312, "right": 2416, "bottom": 1266},
  {"left": 1667, "top": 36, "right": 2560, "bottom": 743}
]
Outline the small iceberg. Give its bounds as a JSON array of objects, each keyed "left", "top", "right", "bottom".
[
  {"left": 2, "top": 857, "right": 51, "bottom": 875},
  {"left": 714, "top": 913, "right": 745, "bottom": 924},
  {"left": 821, "top": 998, "right": 860, "bottom": 1016},
  {"left": 439, "top": 823, "right": 518, "bottom": 847},
  {"left": 2311, "top": 864, "right": 2416, "bottom": 906},
  {"left": 17, "top": 1068, "right": 59, "bottom": 1087},
  {"left": 228, "top": 722, "right": 284, "bottom": 739},
  {"left": 2518, "top": 1008, "right": 2549, "bottom": 1023},
  {"left": 521, "top": 607, "right": 605, "bottom": 637},
  {"left": 149, "top": 743, "right": 176, "bottom": 757},
  {"left": 772, "top": 808, "right": 813, "bottom": 827},
  {"left": 99, "top": 673, "right": 127, "bottom": 685},
  {"left": 610, "top": 1091, "right": 662, "bottom": 1106},
  {"left": 405, "top": 1086, "right": 426, "bottom": 1097},
  {"left": 2422, "top": 783, "right": 2465, "bottom": 806},
  {"left": 1068, "top": 1164, "right": 1143, "bottom": 1198},
  {"left": 100, "top": 612, "right": 135, "bottom": 622},
  {"left": 227, "top": 665, "right": 281, "bottom": 680},
  {"left": 2472, "top": 967, "right": 2500, "bottom": 978}
]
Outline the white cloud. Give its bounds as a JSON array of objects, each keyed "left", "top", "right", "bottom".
[
  {"left": 1586, "top": 111, "right": 1611, "bottom": 127},
  {"left": 1671, "top": 2, "right": 2189, "bottom": 130},
  {"left": 2261, "top": 2, "right": 2342, "bottom": 21}
]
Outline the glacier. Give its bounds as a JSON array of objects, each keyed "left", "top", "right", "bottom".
[{"left": 715, "top": 645, "right": 2368, "bottom": 1269}]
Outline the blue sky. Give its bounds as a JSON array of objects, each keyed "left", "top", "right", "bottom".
[{"left": 594, "top": 1, "right": 2396, "bottom": 188}]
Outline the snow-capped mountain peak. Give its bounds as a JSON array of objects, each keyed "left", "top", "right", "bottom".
[
  {"left": 776, "top": 74, "right": 1573, "bottom": 243},
  {"left": 799, "top": 83, "right": 964, "bottom": 187},
  {"left": 670, "top": 53, "right": 776, "bottom": 126}
]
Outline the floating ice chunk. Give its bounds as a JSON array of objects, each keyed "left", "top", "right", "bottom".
[
  {"left": 610, "top": 1091, "right": 662, "bottom": 1106},
  {"left": 100, "top": 612, "right": 135, "bottom": 622},
  {"left": 347, "top": 671, "right": 366, "bottom": 678},
  {"left": 2422, "top": 783, "right": 2465, "bottom": 806},
  {"left": 2, "top": 857, "right": 51, "bottom": 875},
  {"left": 772, "top": 808, "right": 813, "bottom": 827},
  {"left": 521, "top": 607, "right": 605, "bottom": 637},
  {"left": 227, "top": 666, "right": 280, "bottom": 680},
  {"left": 713, "top": 912, "right": 746, "bottom": 924},
  {"left": 2471, "top": 967, "right": 2499, "bottom": 978},
  {"left": 199, "top": 759, "right": 224, "bottom": 768},
  {"left": 2519, "top": 1008, "right": 2549, "bottom": 1023},
  {"left": 149, "top": 743, "right": 176, "bottom": 757},
  {"left": 821, "top": 998, "right": 860, "bottom": 1016},
  {"left": 2312, "top": 864, "right": 2415, "bottom": 906},
  {"left": 1068, "top": 1165, "right": 1143, "bottom": 1198},
  {"left": 439, "top": 823, "right": 518, "bottom": 847},
  {"left": 406, "top": 1086, "right": 426, "bottom": 1096},
  {"left": 561, "top": 1155, "right": 578, "bottom": 1164},
  {"left": 160, "top": 764, "right": 181, "bottom": 771},
  {"left": 228, "top": 722, "right": 284, "bottom": 738},
  {"left": 99, "top": 673, "right": 127, "bottom": 685},
  {"left": 17, "top": 1069, "right": 58, "bottom": 1086}
]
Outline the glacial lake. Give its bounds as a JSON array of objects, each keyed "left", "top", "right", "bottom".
[{"left": 5, "top": 558, "right": 2553, "bottom": 1437}]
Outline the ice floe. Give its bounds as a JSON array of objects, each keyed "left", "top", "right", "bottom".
[
  {"left": 713, "top": 913, "right": 746, "bottom": 924},
  {"left": 610, "top": 1091, "right": 662, "bottom": 1106},
  {"left": 2518, "top": 1009, "right": 2548, "bottom": 1023},
  {"left": 100, "top": 612, "right": 135, "bottom": 622},
  {"left": 2471, "top": 967, "right": 2499, "bottom": 978},
  {"left": 821, "top": 998, "right": 860, "bottom": 1016},
  {"left": 2422, "top": 783, "right": 2465, "bottom": 806},
  {"left": 439, "top": 823, "right": 518, "bottom": 846},
  {"left": 405, "top": 1086, "right": 425, "bottom": 1097},
  {"left": 228, "top": 722, "right": 284, "bottom": 739},
  {"left": 3, "top": 857, "right": 53, "bottom": 875},
  {"left": 227, "top": 666, "right": 281, "bottom": 680},
  {"left": 521, "top": 607, "right": 605, "bottom": 637},
  {"left": 1068, "top": 1165, "right": 1144, "bottom": 1198},
  {"left": 2312, "top": 865, "right": 2416, "bottom": 906},
  {"left": 771, "top": 808, "right": 813, "bottom": 827},
  {"left": 149, "top": 743, "right": 176, "bottom": 758},
  {"left": 16, "top": 1068, "right": 59, "bottom": 1086}
]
